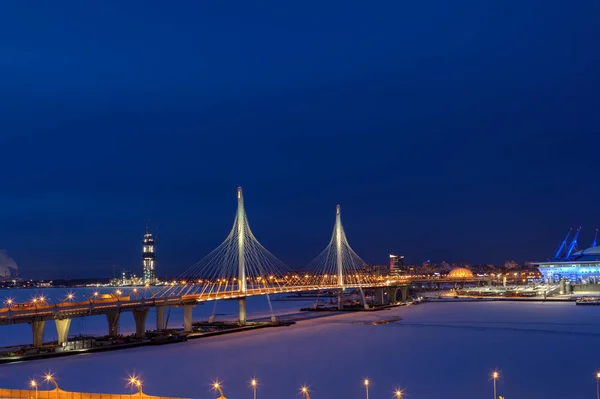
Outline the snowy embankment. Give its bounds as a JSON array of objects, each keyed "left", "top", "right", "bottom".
[{"left": 0, "top": 297, "right": 598, "bottom": 399}]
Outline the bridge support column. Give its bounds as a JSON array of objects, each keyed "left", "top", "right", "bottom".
[
  {"left": 337, "top": 289, "right": 343, "bottom": 310},
  {"left": 373, "top": 288, "right": 385, "bottom": 306},
  {"left": 133, "top": 309, "right": 149, "bottom": 339},
  {"left": 387, "top": 287, "right": 397, "bottom": 303},
  {"left": 399, "top": 286, "right": 409, "bottom": 302},
  {"left": 238, "top": 298, "right": 247, "bottom": 325},
  {"left": 156, "top": 306, "right": 165, "bottom": 330},
  {"left": 106, "top": 311, "right": 120, "bottom": 337},
  {"left": 559, "top": 279, "right": 565, "bottom": 295},
  {"left": 436, "top": 282, "right": 441, "bottom": 290},
  {"left": 54, "top": 318, "right": 71, "bottom": 345},
  {"left": 183, "top": 304, "right": 194, "bottom": 332},
  {"left": 31, "top": 320, "right": 45, "bottom": 347}
]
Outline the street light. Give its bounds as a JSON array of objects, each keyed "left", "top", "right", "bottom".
[
  {"left": 30, "top": 380, "right": 38, "bottom": 399},
  {"left": 596, "top": 371, "right": 600, "bottom": 399},
  {"left": 364, "top": 378, "right": 370, "bottom": 399},
  {"left": 213, "top": 381, "right": 226, "bottom": 399},
  {"left": 5, "top": 298, "right": 13, "bottom": 308},
  {"left": 128, "top": 376, "right": 143, "bottom": 398},
  {"left": 250, "top": 379, "right": 257, "bottom": 399},
  {"left": 44, "top": 373, "right": 59, "bottom": 390},
  {"left": 492, "top": 371, "right": 499, "bottom": 399},
  {"left": 65, "top": 293, "right": 75, "bottom": 302},
  {"left": 394, "top": 389, "right": 403, "bottom": 399},
  {"left": 300, "top": 386, "right": 310, "bottom": 399}
]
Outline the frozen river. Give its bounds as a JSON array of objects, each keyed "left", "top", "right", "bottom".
[{"left": 1, "top": 291, "right": 599, "bottom": 399}]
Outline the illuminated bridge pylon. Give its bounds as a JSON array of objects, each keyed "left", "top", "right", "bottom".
[
  {"left": 155, "top": 186, "right": 293, "bottom": 324},
  {"left": 304, "top": 205, "right": 376, "bottom": 307}
]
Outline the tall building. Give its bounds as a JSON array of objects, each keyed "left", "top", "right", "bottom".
[
  {"left": 142, "top": 227, "right": 156, "bottom": 284},
  {"left": 389, "top": 254, "right": 405, "bottom": 276}
]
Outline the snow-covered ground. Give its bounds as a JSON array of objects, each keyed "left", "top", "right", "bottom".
[{"left": 1, "top": 290, "right": 600, "bottom": 399}]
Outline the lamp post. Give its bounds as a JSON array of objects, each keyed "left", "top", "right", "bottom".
[
  {"left": 300, "top": 386, "right": 310, "bottom": 399},
  {"left": 213, "top": 382, "right": 226, "bottom": 399},
  {"left": 492, "top": 371, "right": 499, "bottom": 399},
  {"left": 394, "top": 389, "right": 402, "bottom": 399},
  {"left": 364, "top": 379, "right": 369, "bottom": 399},
  {"left": 596, "top": 372, "right": 600, "bottom": 399},
  {"left": 250, "top": 379, "right": 257, "bottom": 399},
  {"left": 128, "top": 376, "right": 143, "bottom": 398},
  {"left": 30, "top": 380, "right": 38, "bottom": 399},
  {"left": 44, "top": 373, "right": 59, "bottom": 390}
]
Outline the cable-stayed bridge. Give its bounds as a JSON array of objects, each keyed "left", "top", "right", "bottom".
[{"left": 0, "top": 187, "right": 410, "bottom": 347}]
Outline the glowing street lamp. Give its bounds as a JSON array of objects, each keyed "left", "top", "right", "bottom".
[
  {"left": 300, "top": 386, "right": 310, "bottom": 399},
  {"left": 65, "top": 293, "right": 75, "bottom": 302},
  {"left": 128, "top": 375, "right": 143, "bottom": 398},
  {"left": 30, "top": 380, "right": 38, "bottom": 399},
  {"left": 250, "top": 379, "right": 257, "bottom": 399},
  {"left": 364, "top": 378, "right": 370, "bottom": 399},
  {"left": 213, "top": 381, "right": 226, "bottom": 399},
  {"left": 492, "top": 371, "right": 499, "bottom": 399},
  {"left": 394, "top": 389, "right": 403, "bottom": 399},
  {"left": 596, "top": 371, "right": 600, "bottom": 399},
  {"left": 44, "top": 373, "right": 59, "bottom": 390}
]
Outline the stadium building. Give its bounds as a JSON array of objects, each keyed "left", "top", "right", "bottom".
[{"left": 535, "top": 228, "right": 600, "bottom": 290}]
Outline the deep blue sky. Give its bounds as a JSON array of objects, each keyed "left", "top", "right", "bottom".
[{"left": 1, "top": 1, "right": 599, "bottom": 279}]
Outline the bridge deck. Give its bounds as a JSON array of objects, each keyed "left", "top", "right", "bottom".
[{"left": 0, "top": 283, "right": 409, "bottom": 325}]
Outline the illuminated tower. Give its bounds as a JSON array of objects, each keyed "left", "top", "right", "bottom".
[{"left": 142, "top": 227, "right": 156, "bottom": 284}]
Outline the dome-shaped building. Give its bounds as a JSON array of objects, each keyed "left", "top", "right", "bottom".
[{"left": 448, "top": 268, "right": 474, "bottom": 279}]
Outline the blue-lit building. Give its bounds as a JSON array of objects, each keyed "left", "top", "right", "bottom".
[{"left": 535, "top": 228, "right": 600, "bottom": 285}]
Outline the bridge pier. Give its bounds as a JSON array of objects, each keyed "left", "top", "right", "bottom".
[
  {"left": 183, "top": 304, "right": 193, "bottom": 332},
  {"left": 133, "top": 309, "right": 149, "bottom": 338},
  {"left": 106, "top": 311, "right": 120, "bottom": 337},
  {"left": 399, "top": 285, "right": 409, "bottom": 302},
  {"left": 373, "top": 288, "right": 386, "bottom": 306},
  {"left": 238, "top": 298, "right": 247, "bottom": 325},
  {"left": 156, "top": 306, "right": 165, "bottom": 330},
  {"left": 31, "top": 320, "right": 45, "bottom": 347},
  {"left": 337, "top": 289, "right": 343, "bottom": 310},
  {"left": 386, "top": 287, "right": 397, "bottom": 303},
  {"left": 55, "top": 318, "right": 71, "bottom": 345}
]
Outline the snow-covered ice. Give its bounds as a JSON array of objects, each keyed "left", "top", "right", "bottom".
[{"left": 1, "top": 290, "right": 599, "bottom": 399}]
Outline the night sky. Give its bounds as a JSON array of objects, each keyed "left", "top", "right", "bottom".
[{"left": 1, "top": 2, "right": 599, "bottom": 279}]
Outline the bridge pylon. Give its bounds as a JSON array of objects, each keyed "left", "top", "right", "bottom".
[
  {"left": 154, "top": 187, "right": 292, "bottom": 326},
  {"left": 305, "top": 204, "right": 376, "bottom": 309}
]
